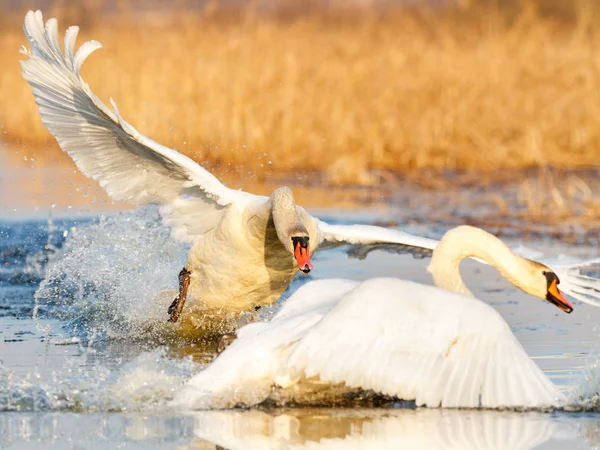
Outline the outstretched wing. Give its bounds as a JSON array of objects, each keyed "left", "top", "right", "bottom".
[
  {"left": 170, "top": 280, "right": 359, "bottom": 410},
  {"left": 20, "top": 10, "right": 254, "bottom": 242},
  {"left": 285, "top": 278, "right": 563, "bottom": 409},
  {"left": 317, "top": 219, "right": 600, "bottom": 307},
  {"left": 317, "top": 220, "right": 439, "bottom": 259},
  {"left": 536, "top": 255, "right": 600, "bottom": 307}
]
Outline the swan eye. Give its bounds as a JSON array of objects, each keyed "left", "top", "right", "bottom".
[
  {"left": 543, "top": 271, "right": 559, "bottom": 285},
  {"left": 292, "top": 236, "right": 309, "bottom": 248}
]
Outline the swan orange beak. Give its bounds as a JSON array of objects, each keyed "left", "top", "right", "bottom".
[
  {"left": 546, "top": 278, "right": 573, "bottom": 313},
  {"left": 294, "top": 242, "right": 312, "bottom": 274}
]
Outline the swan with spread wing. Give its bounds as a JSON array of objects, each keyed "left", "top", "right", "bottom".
[
  {"left": 20, "top": 11, "right": 600, "bottom": 331},
  {"left": 172, "top": 226, "right": 572, "bottom": 410}
]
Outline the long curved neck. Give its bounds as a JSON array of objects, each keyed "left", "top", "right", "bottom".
[
  {"left": 427, "top": 226, "right": 533, "bottom": 297},
  {"left": 270, "top": 187, "right": 305, "bottom": 243}
]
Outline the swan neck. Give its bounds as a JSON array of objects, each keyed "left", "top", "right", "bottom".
[
  {"left": 428, "top": 226, "right": 526, "bottom": 297},
  {"left": 270, "top": 187, "right": 305, "bottom": 245}
]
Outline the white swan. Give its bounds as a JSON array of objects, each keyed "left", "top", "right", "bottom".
[
  {"left": 20, "top": 11, "right": 600, "bottom": 330},
  {"left": 171, "top": 226, "right": 571, "bottom": 410}
]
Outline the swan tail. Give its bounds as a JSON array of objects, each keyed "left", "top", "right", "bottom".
[{"left": 171, "top": 371, "right": 273, "bottom": 410}]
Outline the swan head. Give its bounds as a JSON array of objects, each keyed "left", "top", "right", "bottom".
[
  {"left": 521, "top": 263, "right": 573, "bottom": 313},
  {"left": 271, "top": 187, "right": 313, "bottom": 274},
  {"left": 542, "top": 270, "right": 573, "bottom": 313},
  {"left": 290, "top": 229, "right": 312, "bottom": 274}
]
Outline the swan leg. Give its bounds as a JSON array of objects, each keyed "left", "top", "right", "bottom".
[
  {"left": 167, "top": 268, "right": 191, "bottom": 323},
  {"left": 216, "top": 333, "right": 237, "bottom": 355}
]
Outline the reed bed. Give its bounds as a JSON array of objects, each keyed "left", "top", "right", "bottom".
[{"left": 2, "top": 1, "right": 600, "bottom": 186}]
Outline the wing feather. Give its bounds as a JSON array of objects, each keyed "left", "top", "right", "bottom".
[
  {"left": 285, "top": 279, "right": 563, "bottom": 408},
  {"left": 171, "top": 280, "right": 355, "bottom": 409},
  {"left": 21, "top": 10, "right": 251, "bottom": 241},
  {"left": 317, "top": 220, "right": 438, "bottom": 259},
  {"left": 172, "top": 279, "right": 563, "bottom": 410}
]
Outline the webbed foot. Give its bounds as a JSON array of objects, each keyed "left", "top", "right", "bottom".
[{"left": 167, "top": 267, "right": 191, "bottom": 323}]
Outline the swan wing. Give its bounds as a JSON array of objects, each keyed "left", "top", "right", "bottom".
[
  {"left": 317, "top": 220, "right": 438, "bottom": 259},
  {"left": 170, "top": 314, "right": 318, "bottom": 410},
  {"left": 174, "top": 279, "right": 563, "bottom": 410},
  {"left": 20, "top": 11, "right": 252, "bottom": 241},
  {"left": 317, "top": 220, "right": 600, "bottom": 308},
  {"left": 170, "top": 280, "right": 357, "bottom": 410},
  {"left": 527, "top": 254, "right": 600, "bottom": 308},
  {"left": 285, "top": 278, "right": 564, "bottom": 408}
]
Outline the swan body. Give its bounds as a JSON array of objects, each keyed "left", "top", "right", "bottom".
[
  {"left": 172, "top": 226, "right": 569, "bottom": 409},
  {"left": 20, "top": 11, "right": 600, "bottom": 328},
  {"left": 182, "top": 195, "right": 319, "bottom": 313}
]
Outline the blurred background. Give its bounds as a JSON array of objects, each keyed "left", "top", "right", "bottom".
[{"left": 2, "top": 0, "right": 600, "bottom": 225}]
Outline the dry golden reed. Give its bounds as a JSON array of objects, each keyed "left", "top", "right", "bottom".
[{"left": 2, "top": 1, "right": 600, "bottom": 184}]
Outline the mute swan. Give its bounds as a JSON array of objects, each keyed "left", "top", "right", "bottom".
[
  {"left": 171, "top": 226, "right": 570, "bottom": 409},
  {"left": 20, "top": 11, "right": 600, "bottom": 329}
]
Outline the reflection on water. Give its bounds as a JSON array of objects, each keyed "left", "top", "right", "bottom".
[
  {"left": 187, "top": 409, "right": 598, "bottom": 450},
  {"left": 1, "top": 409, "right": 600, "bottom": 449},
  {"left": 0, "top": 412, "right": 194, "bottom": 450}
]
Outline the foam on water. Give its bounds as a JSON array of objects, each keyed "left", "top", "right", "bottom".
[
  {"left": 0, "top": 349, "right": 199, "bottom": 412},
  {"left": 34, "top": 207, "right": 189, "bottom": 341}
]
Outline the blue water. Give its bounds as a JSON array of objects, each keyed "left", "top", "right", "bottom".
[{"left": 3, "top": 208, "right": 600, "bottom": 448}]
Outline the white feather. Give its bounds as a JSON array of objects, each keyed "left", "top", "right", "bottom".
[
  {"left": 20, "top": 10, "right": 252, "bottom": 243},
  {"left": 172, "top": 278, "right": 565, "bottom": 410}
]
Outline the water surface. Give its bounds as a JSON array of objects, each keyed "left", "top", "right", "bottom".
[{"left": 3, "top": 148, "right": 600, "bottom": 448}]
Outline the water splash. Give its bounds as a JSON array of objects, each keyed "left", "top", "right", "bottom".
[
  {"left": 562, "top": 359, "right": 600, "bottom": 411},
  {"left": 0, "top": 349, "right": 199, "bottom": 412},
  {"left": 34, "top": 207, "right": 188, "bottom": 342},
  {"left": 0, "top": 218, "right": 68, "bottom": 287}
]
